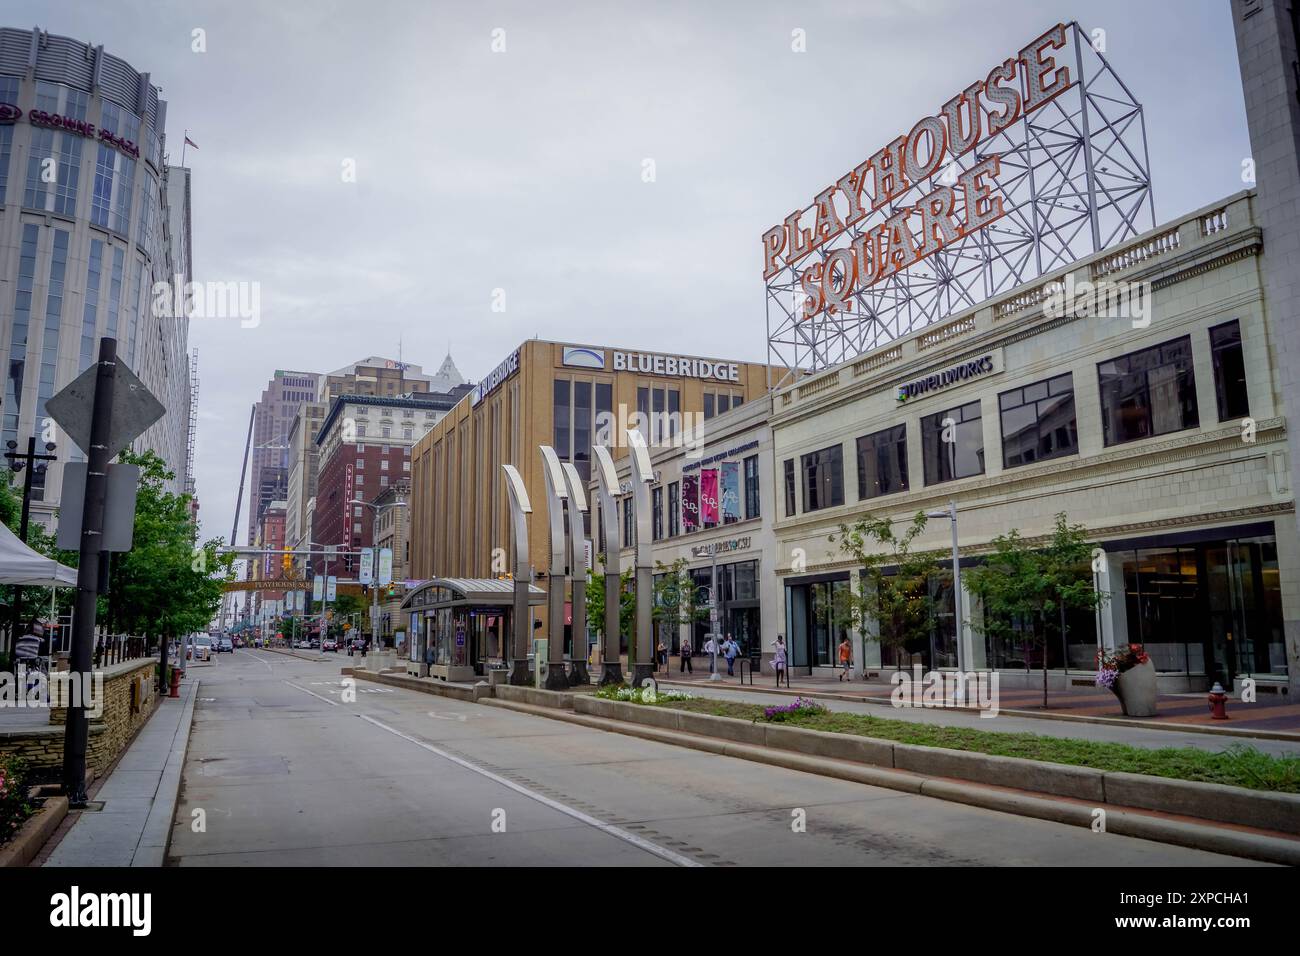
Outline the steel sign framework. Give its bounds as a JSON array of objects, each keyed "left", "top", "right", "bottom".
[{"left": 764, "top": 21, "right": 1155, "bottom": 384}]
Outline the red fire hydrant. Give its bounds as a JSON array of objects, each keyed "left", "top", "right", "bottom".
[
  {"left": 1208, "top": 682, "right": 1229, "bottom": 720},
  {"left": 169, "top": 666, "right": 181, "bottom": 699}
]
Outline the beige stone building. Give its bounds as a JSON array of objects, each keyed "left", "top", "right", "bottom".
[
  {"left": 409, "top": 339, "right": 773, "bottom": 667},
  {"left": 769, "top": 190, "right": 1296, "bottom": 696}
]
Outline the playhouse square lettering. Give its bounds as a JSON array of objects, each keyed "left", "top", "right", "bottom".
[{"left": 761, "top": 23, "right": 1076, "bottom": 319}]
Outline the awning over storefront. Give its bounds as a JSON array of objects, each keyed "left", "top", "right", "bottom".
[{"left": 399, "top": 577, "right": 546, "bottom": 611}]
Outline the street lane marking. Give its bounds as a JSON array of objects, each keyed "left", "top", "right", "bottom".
[
  {"left": 283, "top": 680, "right": 339, "bottom": 706},
  {"left": 242, "top": 650, "right": 276, "bottom": 674},
  {"left": 358, "top": 713, "right": 702, "bottom": 867}
]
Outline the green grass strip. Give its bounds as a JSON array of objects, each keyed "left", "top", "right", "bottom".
[{"left": 645, "top": 697, "right": 1300, "bottom": 794}]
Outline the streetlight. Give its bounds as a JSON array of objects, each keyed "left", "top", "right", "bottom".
[
  {"left": 925, "top": 501, "right": 966, "bottom": 671},
  {"left": 350, "top": 498, "right": 407, "bottom": 652}
]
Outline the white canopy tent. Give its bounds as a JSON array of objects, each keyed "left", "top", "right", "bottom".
[{"left": 0, "top": 518, "right": 77, "bottom": 587}]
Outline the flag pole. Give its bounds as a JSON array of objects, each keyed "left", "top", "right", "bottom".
[{"left": 181, "top": 128, "right": 187, "bottom": 167}]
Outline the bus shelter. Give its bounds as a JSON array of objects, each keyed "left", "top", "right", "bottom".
[{"left": 400, "top": 578, "right": 545, "bottom": 682}]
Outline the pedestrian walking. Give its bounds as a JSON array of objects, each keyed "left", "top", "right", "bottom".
[
  {"left": 838, "top": 636, "right": 852, "bottom": 681},
  {"left": 703, "top": 634, "right": 718, "bottom": 673},
  {"left": 679, "top": 637, "right": 693, "bottom": 674},
  {"left": 772, "top": 635, "right": 787, "bottom": 687},
  {"left": 723, "top": 633, "right": 739, "bottom": 676}
]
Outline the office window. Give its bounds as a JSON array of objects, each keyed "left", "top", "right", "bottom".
[
  {"left": 553, "top": 378, "right": 571, "bottom": 458},
  {"left": 856, "top": 424, "right": 909, "bottom": 499},
  {"left": 703, "top": 393, "right": 715, "bottom": 420},
  {"left": 381, "top": 458, "right": 389, "bottom": 470},
  {"left": 354, "top": 506, "right": 362, "bottom": 517},
  {"left": 744, "top": 454, "right": 760, "bottom": 520},
  {"left": 622, "top": 496, "right": 634, "bottom": 548},
  {"left": 574, "top": 379, "right": 591, "bottom": 480},
  {"left": 652, "top": 486, "right": 663, "bottom": 541},
  {"left": 783, "top": 458, "right": 796, "bottom": 516},
  {"left": 26, "top": 128, "right": 83, "bottom": 216},
  {"left": 668, "top": 481, "right": 680, "bottom": 537},
  {"left": 801, "top": 444, "right": 845, "bottom": 511},
  {"left": 921, "top": 400, "right": 984, "bottom": 484},
  {"left": 595, "top": 381, "right": 613, "bottom": 446},
  {"left": 1098, "top": 336, "right": 1199, "bottom": 446},
  {"left": 652, "top": 387, "right": 666, "bottom": 443},
  {"left": 382, "top": 426, "right": 390, "bottom": 438},
  {"left": 1210, "top": 320, "right": 1249, "bottom": 421},
  {"left": 355, "top": 458, "right": 364, "bottom": 469},
  {"left": 999, "top": 374, "right": 1078, "bottom": 469},
  {"left": 667, "top": 388, "right": 680, "bottom": 439},
  {"left": 717, "top": 393, "right": 731, "bottom": 415}
]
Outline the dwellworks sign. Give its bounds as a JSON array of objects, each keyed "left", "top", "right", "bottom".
[{"left": 895, "top": 354, "right": 996, "bottom": 403}]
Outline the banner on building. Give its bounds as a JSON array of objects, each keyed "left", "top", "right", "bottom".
[
  {"left": 378, "top": 547, "right": 393, "bottom": 586},
  {"left": 720, "top": 461, "right": 740, "bottom": 524},
  {"left": 700, "top": 468, "right": 719, "bottom": 528},
  {"left": 360, "top": 547, "right": 374, "bottom": 585},
  {"left": 681, "top": 473, "right": 700, "bottom": 533}
]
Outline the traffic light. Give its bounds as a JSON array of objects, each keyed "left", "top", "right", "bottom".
[{"left": 281, "top": 553, "right": 293, "bottom": 576}]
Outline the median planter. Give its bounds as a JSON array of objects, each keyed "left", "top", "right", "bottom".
[{"left": 0, "top": 794, "right": 68, "bottom": 868}]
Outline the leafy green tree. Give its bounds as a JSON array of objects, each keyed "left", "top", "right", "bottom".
[
  {"left": 964, "top": 512, "right": 1106, "bottom": 708},
  {"left": 830, "top": 512, "right": 944, "bottom": 669},
  {"left": 652, "top": 557, "right": 707, "bottom": 651},
  {"left": 585, "top": 556, "right": 634, "bottom": 651},
  {"left": 329, "top": 593, "right": 365, "bottom": 638},
  {"left": 107, "top": 450, "right": 234, "bottom": 641}
]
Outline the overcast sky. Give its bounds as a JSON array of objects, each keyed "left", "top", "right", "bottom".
[{"left": 15, "top": 0, "right": 1250, "bottom": 547}]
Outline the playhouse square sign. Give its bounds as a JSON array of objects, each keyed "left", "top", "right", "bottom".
[{"left": 762, "top": 24, "right": 1076, "bottom": 319}]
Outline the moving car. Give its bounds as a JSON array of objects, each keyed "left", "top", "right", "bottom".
[
  {"left": 217, "top": 637, "right": 234, "bottom": 653},
  {"left": 321, "top": 638, "right": 338, "bottom": 652}
]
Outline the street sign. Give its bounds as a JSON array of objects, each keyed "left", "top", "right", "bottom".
[
  {"left": 377, "top": 547, "right": 392, "bottom": 586},
  {"left": 56, "top": 463, "right": 140, "bottom": 551},
  {"left": 45, "top": 357, "right": 166, "bottom": 457},
  {"left": 359, "top": 547, "right": 374, "bottom": 585}
]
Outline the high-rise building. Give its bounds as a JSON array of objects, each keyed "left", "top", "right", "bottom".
[
  {"left": 317, "top": 354, "right": 460, "bottom": 405},
  {"left": 247, "top": 369, "right": 320, "bottom": 543},
  {"left": 284, "top": 400, "right": 326, "bottom": 550},
  {"left": 0, "top": 26, "right": 196, "bottom": 526}
]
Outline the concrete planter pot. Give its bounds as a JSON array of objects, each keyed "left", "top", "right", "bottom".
[{"left": 1113, "top": 659, "right": 1157, "bottom": 717}]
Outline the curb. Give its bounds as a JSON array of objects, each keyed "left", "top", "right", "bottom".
[
  {"left": 345, "top": 668, "right": 492, "bottom": 702},
  {"left": 481, "top": 697, "right": 1300, "bottom": 866},
  {"left": 133, "top": 677, "right": 200, "bottom": 867},
  {"left": 654, "top": 678, "right": 1300, "bottom": 743},
  {"left": 0, "top": 795, "right": 69, "bottom": 868}
]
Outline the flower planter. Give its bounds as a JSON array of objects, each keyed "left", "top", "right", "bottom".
[{"left": 1113, "top": 658, "right": 1157, "bottom": 717}]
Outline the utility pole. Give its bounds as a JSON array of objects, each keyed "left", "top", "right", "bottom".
[
  {"left": 63, "top": 338, "right": 117, "bottom": 806},
  {"left": 4, "top": 436, "right": 57, "bottom": 655}
]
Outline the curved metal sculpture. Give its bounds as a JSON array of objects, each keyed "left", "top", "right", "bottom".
[
  {"left": 539, "top": 446, "right": 571, "bottom": 690},
  {"left": 626, "top": 428, "right": 655, "bottom": 685},
  {"left": 591, "top": 444, "right": 623, "bottom": 685},
  {"left": 502, "top": 463, "right": 533, "bottom": 686},
  {"left": 560, "top": 461, "right": 590, "bottom": 685}
]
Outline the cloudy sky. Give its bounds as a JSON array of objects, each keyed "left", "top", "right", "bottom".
[{"left": 15, "top": 0, "right": 1250, "bottom": 547}]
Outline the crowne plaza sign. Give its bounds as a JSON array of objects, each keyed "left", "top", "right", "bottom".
[{"left": 762, "top": 24, "right": 1077, "bottom": 320}]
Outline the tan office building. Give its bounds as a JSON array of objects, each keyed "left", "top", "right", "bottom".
[{"left": 410, "top": 339, "right": 772, "bottom": 644}]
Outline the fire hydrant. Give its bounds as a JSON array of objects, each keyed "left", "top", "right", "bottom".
[
  {"left": 169, "top": 666, "right": 181, "bottom": 699},
  {"left": 1208, "top": 682, "right": 1229, "bottom": 720}
]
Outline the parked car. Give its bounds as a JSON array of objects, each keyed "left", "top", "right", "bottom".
[
  {"left": 321, "top": 638, "right": 337, "bottom": 652},
  {"left": 191, "top": 635, "right": 214, "bottom": 662}
]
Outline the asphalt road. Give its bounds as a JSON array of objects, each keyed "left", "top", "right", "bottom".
[{"left": 166, "top": 650, "right": 1264, "bottom": 866}]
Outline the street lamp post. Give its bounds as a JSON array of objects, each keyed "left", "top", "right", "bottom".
[
  {"left": 350, "top": 498, "right": 407, "bottom": 655},
  {"left": 926, "top": 501, "right": 966, "bottom": 671}
]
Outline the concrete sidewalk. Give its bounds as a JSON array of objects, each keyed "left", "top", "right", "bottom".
[{"left": 43, "top": 677, "right": 199, "bottom": 867}]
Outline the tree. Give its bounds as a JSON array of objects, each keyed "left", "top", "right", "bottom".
[
  {"left": 651, "top": 558, "right": 707, "bottom": 650},
  {"left": 329, "top": 594, "right": 365, "bottom": 638},
  {"left": 964, "top": 512, "right": 1106, "bottom": 708},
  {"left": 830, "top": 512, "right": 945, "bottom": 669},
  {"left": 107, "top": 450, "right": 234, "bottom": 641},
  {"left": 585, "top": 556, "right": 634, "bottom": 651}
]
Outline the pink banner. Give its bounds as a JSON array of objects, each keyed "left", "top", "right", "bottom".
[
  {"left": 682, "top": 473, "right": 699, "bottom": 532},
  {"left": 700, "top": 468, "right": 719, "bottom": 527}
]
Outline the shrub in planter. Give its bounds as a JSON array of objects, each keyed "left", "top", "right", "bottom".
[
  {"left": 1096, "top": 644, "right": 1157, "bottom": 717},
  {"left": 0, "top": 755, "right": 34, "bottom": 846},
  {"left": 761, "top": 697, "right": 828, "bottom": 723}
]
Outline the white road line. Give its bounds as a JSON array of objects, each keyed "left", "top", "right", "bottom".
[
  {"left": 358, "top": 713, "right": 702, "bottom": 867},
  {"left": 241, "top": 649, "right": 276, "bottom": 674},
  {"left": 283, "top": 680, "right": 340, "bottom": 706}
]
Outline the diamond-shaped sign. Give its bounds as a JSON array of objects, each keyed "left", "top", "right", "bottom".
[{"left": 44, "top": 358, "right": 167, "bottom": 457}]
